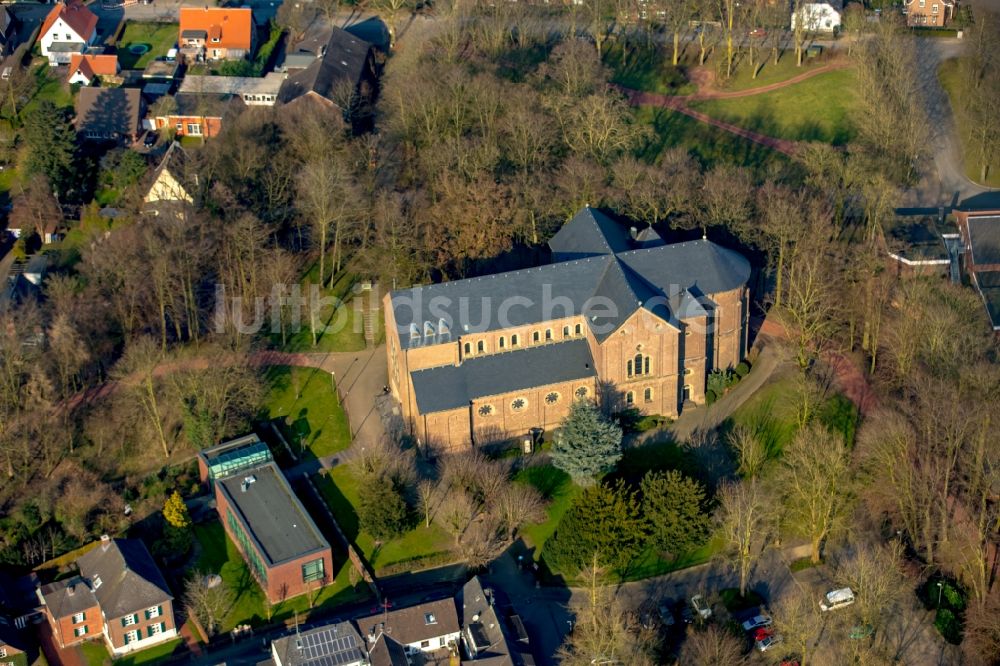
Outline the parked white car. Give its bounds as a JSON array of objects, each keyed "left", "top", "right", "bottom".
[
  {"left": 820, "top": 587, "right": 856, "bottom": 611},
  {"left": 690, "top": 595, "right": 712, "bottom": 620}
]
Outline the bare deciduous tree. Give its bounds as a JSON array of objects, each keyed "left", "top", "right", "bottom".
[{"left": 716, "top": 479, "right": 769, "bottom": 598}]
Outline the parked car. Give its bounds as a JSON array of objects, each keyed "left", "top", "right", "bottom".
[
  {"left": 690, "top": 595, "right": 712, "bottom": 620},
  {"left": 144, "top": 132, "right": 158, "bottom": 148},
  {"left": 756, "top": 633, "right": 783, "bottom": 652},
  {"left": 742, "top": 614, "right": 772, "bottom": 632},
  {"left": 749, "top": 28, "right": 767, "bottom": 37},
  {"left": 820, "top": 587, "right": 856, "bottom": 611},
  {"left": 753, "top": 627, "right": 774, "bottom": 642}
]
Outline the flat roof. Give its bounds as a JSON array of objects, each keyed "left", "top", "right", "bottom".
[
  {"left": 967, "top": 215, "right": 1000, "bottom": 265},
  {"left": 885, "top": 215, "right": 957, "bottom": 262},
  {"left": 218, "top": 461, "right": 329, "bottom": 565},
  {"left": 179, "top": 72, "right": 286, "bottom": 96}
]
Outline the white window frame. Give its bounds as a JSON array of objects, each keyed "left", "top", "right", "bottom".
[
  {"left": 125, "top": 629, "right": 139, "bottom": 644},
  {"left": 72, "top": 612, "right": 85, "bottom": 624},
  {"left": 123, "top": 614, "right": 136, "bottom": 626},
  {"left": 149, "top": 623, "right": 163, "bottom": 636},
  {"left": 147, "top": 606, "right": 161, "bottom": 619}
]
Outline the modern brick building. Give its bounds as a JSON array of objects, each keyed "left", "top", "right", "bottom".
[
  {"left": 955, "top": 210, "right": 1000, "bottom": 330},
  {"left": 199, "top": 436, "right": 335, "bottom": 604},
  {"left": 384, "top": 207, "right": 752, "bottom": 451},
  {"left": 37, "top": 537, "right": 176, "bottom": 656}
]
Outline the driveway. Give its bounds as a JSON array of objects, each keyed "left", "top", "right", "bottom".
[{"left": 905, "top": 37, "right": 1000, "bottom": 209}]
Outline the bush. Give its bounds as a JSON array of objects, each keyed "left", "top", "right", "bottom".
[
  {"left": 705, "top": 390, "right": 717, "bottom": 405},
  {"left": 935, "top": 608, "right": 963, "bottom": 644},
  {"left": 734, "top": 361, "right": 750, "bottom": 378},
  {"left": 707, "top": 369, "right": 728, "bottom": 397},
  {"left": 357, "top": 477, "right": 410, "bottom": 540}
]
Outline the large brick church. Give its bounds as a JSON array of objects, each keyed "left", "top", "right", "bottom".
[{"left": 384, "top": 207, "right": 752, "bottom": 451}]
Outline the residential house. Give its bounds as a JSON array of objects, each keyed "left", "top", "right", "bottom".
[
  {"left": 0, "top": 7, "right": 18, "bottom": 58},
  {"left": 39, "top": 1, "right": 98, "bottom": 66},
  {"left": 277, "top": 28, "right": 377, "bottom": 113},
  {"left": 0, "top": 571, "right": 42, "bottom": 630},
  {"left": 178, "top": 7, "right": 254, "bottom": 61},
  {"left": 356, "top": 599, "right": 461, "bottom": 656},
  {"left": 384, "top": 206, "right": 752, "bottom": 451},
  {"left": 790, "top": 0, "right": 842, "bottom": 31},
  {"left": 955, "top": 210, "right": 1000, "bottom": 330},
  {"left": 0, "top": 626, "right": 27, "bottom": 666},
  {"left": 198, "top": 435, "right": 335, "bottom": 604},
  {"left": 144, "top": 141, "right": 195, "bottom": 209},
  {"left": 178, "top": 72, "right": 286, "bottom": 107},
  {"left": 270, "top": 621, "right": 366, "bottom": 666},
  {"left": 367, "top": 632, "right": 409, "bottom": 666},
  {"left": 456, "top": 577, "right": 532, "bottom": 665},
  {"left": 904, "top": 0, "right": 955, "bottom": 26},
  {"left": 278, "top": 24, "right": 332, "bottom": 72},
  {"left": 37, "top": 536, "right": 177, "bottom": 655},
  {"left": 153, "top": 91, "right": 243, "bottom": 139},
  {"left": 67, "top": 54, "right": 120, "bottom": 86},
  {"left": 74, "top": 87, "right": 143, "bottom": 143}
]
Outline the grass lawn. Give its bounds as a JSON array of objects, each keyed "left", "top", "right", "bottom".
[
  {"left": 116, "top": 638, "right": 184, "bottom": 666},
  {"left": 691, "top": 68, "right": 859, "bottom": 145},
  {"left": 263, "top": 365, "right": 351, "bottom": 460},
  {"left": 24, "top": 62, "right": 74, "bottom": 113},
  {"left": 634, "top": 105, "right": 795, "bottom": 175},
  {"left": 515, "top": 464, "right": 580, "bottom": 557},
  {"left": 274, "top": 270, "right": 377, "bottom": 354},
  {"left": 79, "top": 641, "right": 109, "bottom": 666},
  {"left": 604, "top": 41, "right": 696, "bottom": 95},
  {"left": 720, "top": 51, "right": 839, "bottom": 92},
  {"left": 192, "top": 522, "right": 369, "bottom": 632},
  {"left": 117, "top": 22, "right": 178, "bottom": 70},
  {"left": 938, "top": 58, "right": 1000, "bottom": 188},
  {"left": 313, "top": 468, "right": 454, "bottom": 574}
]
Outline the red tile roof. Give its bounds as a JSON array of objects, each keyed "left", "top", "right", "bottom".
[
  {"left": 67, "top": 54, "right": 118, "bottom": 82},
  {"left": 40, "top": 1, "right": 98, "bottom": 44},
  {"left": 179, "top": 8, "right": 252, "bottom": 51}
]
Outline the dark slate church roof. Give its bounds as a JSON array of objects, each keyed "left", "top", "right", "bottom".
[
  {"left": 410, "top": 339, "right": 597, "bottom": 413},
  {"left": 390, "top": 207, "right": 751, "bottom": 354}
]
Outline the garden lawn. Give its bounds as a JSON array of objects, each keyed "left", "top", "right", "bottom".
[
  {"left": 192, "top": 522, "right": 369, "bottom": 632},
  {"left": 313, "top": 468, "right": 454, "bottom": 574},
  {"left": 263, "top": 365, "right": 351, "bottom": 460},
  {"left": 634, "top": 106, "right": 794, "bottom": 175},
  {"left": 25, "top": 62, "right": 74, "bottom": 112},
  {"left": 938, "top": 58, "right": 1000, "bottom": 187},
  {"left": 116, "top": 638, "right": 184, "bottom": 666},
  {"left": 117, "top": 22, "right": 178, "bottom": 70},
  {"left": 691, "top": 68, "right": 859, "bottom": 145},
  {"left": 514, "top": 464, "right": 580, "bottom": 557},
  {"left": 275, "top": 271, "right": 377, "bottom": 353},
  {"left": 80, "top": 641, "right": 110, "bottom": 666}
]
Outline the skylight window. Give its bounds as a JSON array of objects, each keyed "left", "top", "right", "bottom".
[{"left": 424, "top": 612, "right": 437, "bottom": 625}]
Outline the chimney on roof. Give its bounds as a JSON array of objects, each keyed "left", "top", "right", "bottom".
[
  {"left": 100, "top": 534, "right": 111, "bottom": 551},
  {"left": 67, "top": 584, "right": 75, "bottom": 596}
]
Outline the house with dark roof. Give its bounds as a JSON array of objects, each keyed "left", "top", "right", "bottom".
[
  {"left": 956, "top": 210, "right": 1000, "bottom": 330},
  {"left": 74, "top": 87, "right": 144, "bottom": 144},
  {"left": 143, "top": 142, "right": 197, "bottom": 217},
  {"left": 0, "top": 7, "right": 18, "bottom": 58},
  {"left": 37, "top": 536, "right": 176, "bottom": 655},
  {"left": 367, "top": 632, "right": 409, "bottom": 666},
  {"left": 356, "top": 598, "right": 461, "bottom": 657},
  {"left": 277, "top": 27, "right": 377, "bottom": 115},
  {"left": 457, "top": 577, "right": 532, "bottom": 666},
  {"left": 384, "top": 206, "right": 752, "bottom": 451},
  {"left": 39, "top": 1, "right": 98, "bottom": 66},
  {"left": 199, "top": 435, "right": 336, "bottom": 604},
  {"left": 270, "top": 621, "right": 366, "bottom": 666}
]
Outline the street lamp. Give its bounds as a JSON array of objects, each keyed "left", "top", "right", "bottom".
[{"left": 936, "top": 581, "right": 944, "bottom": 609}]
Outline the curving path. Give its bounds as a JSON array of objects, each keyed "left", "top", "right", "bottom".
[{"left": 618, "top": 60, "right": 853, "bottom": 159}]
